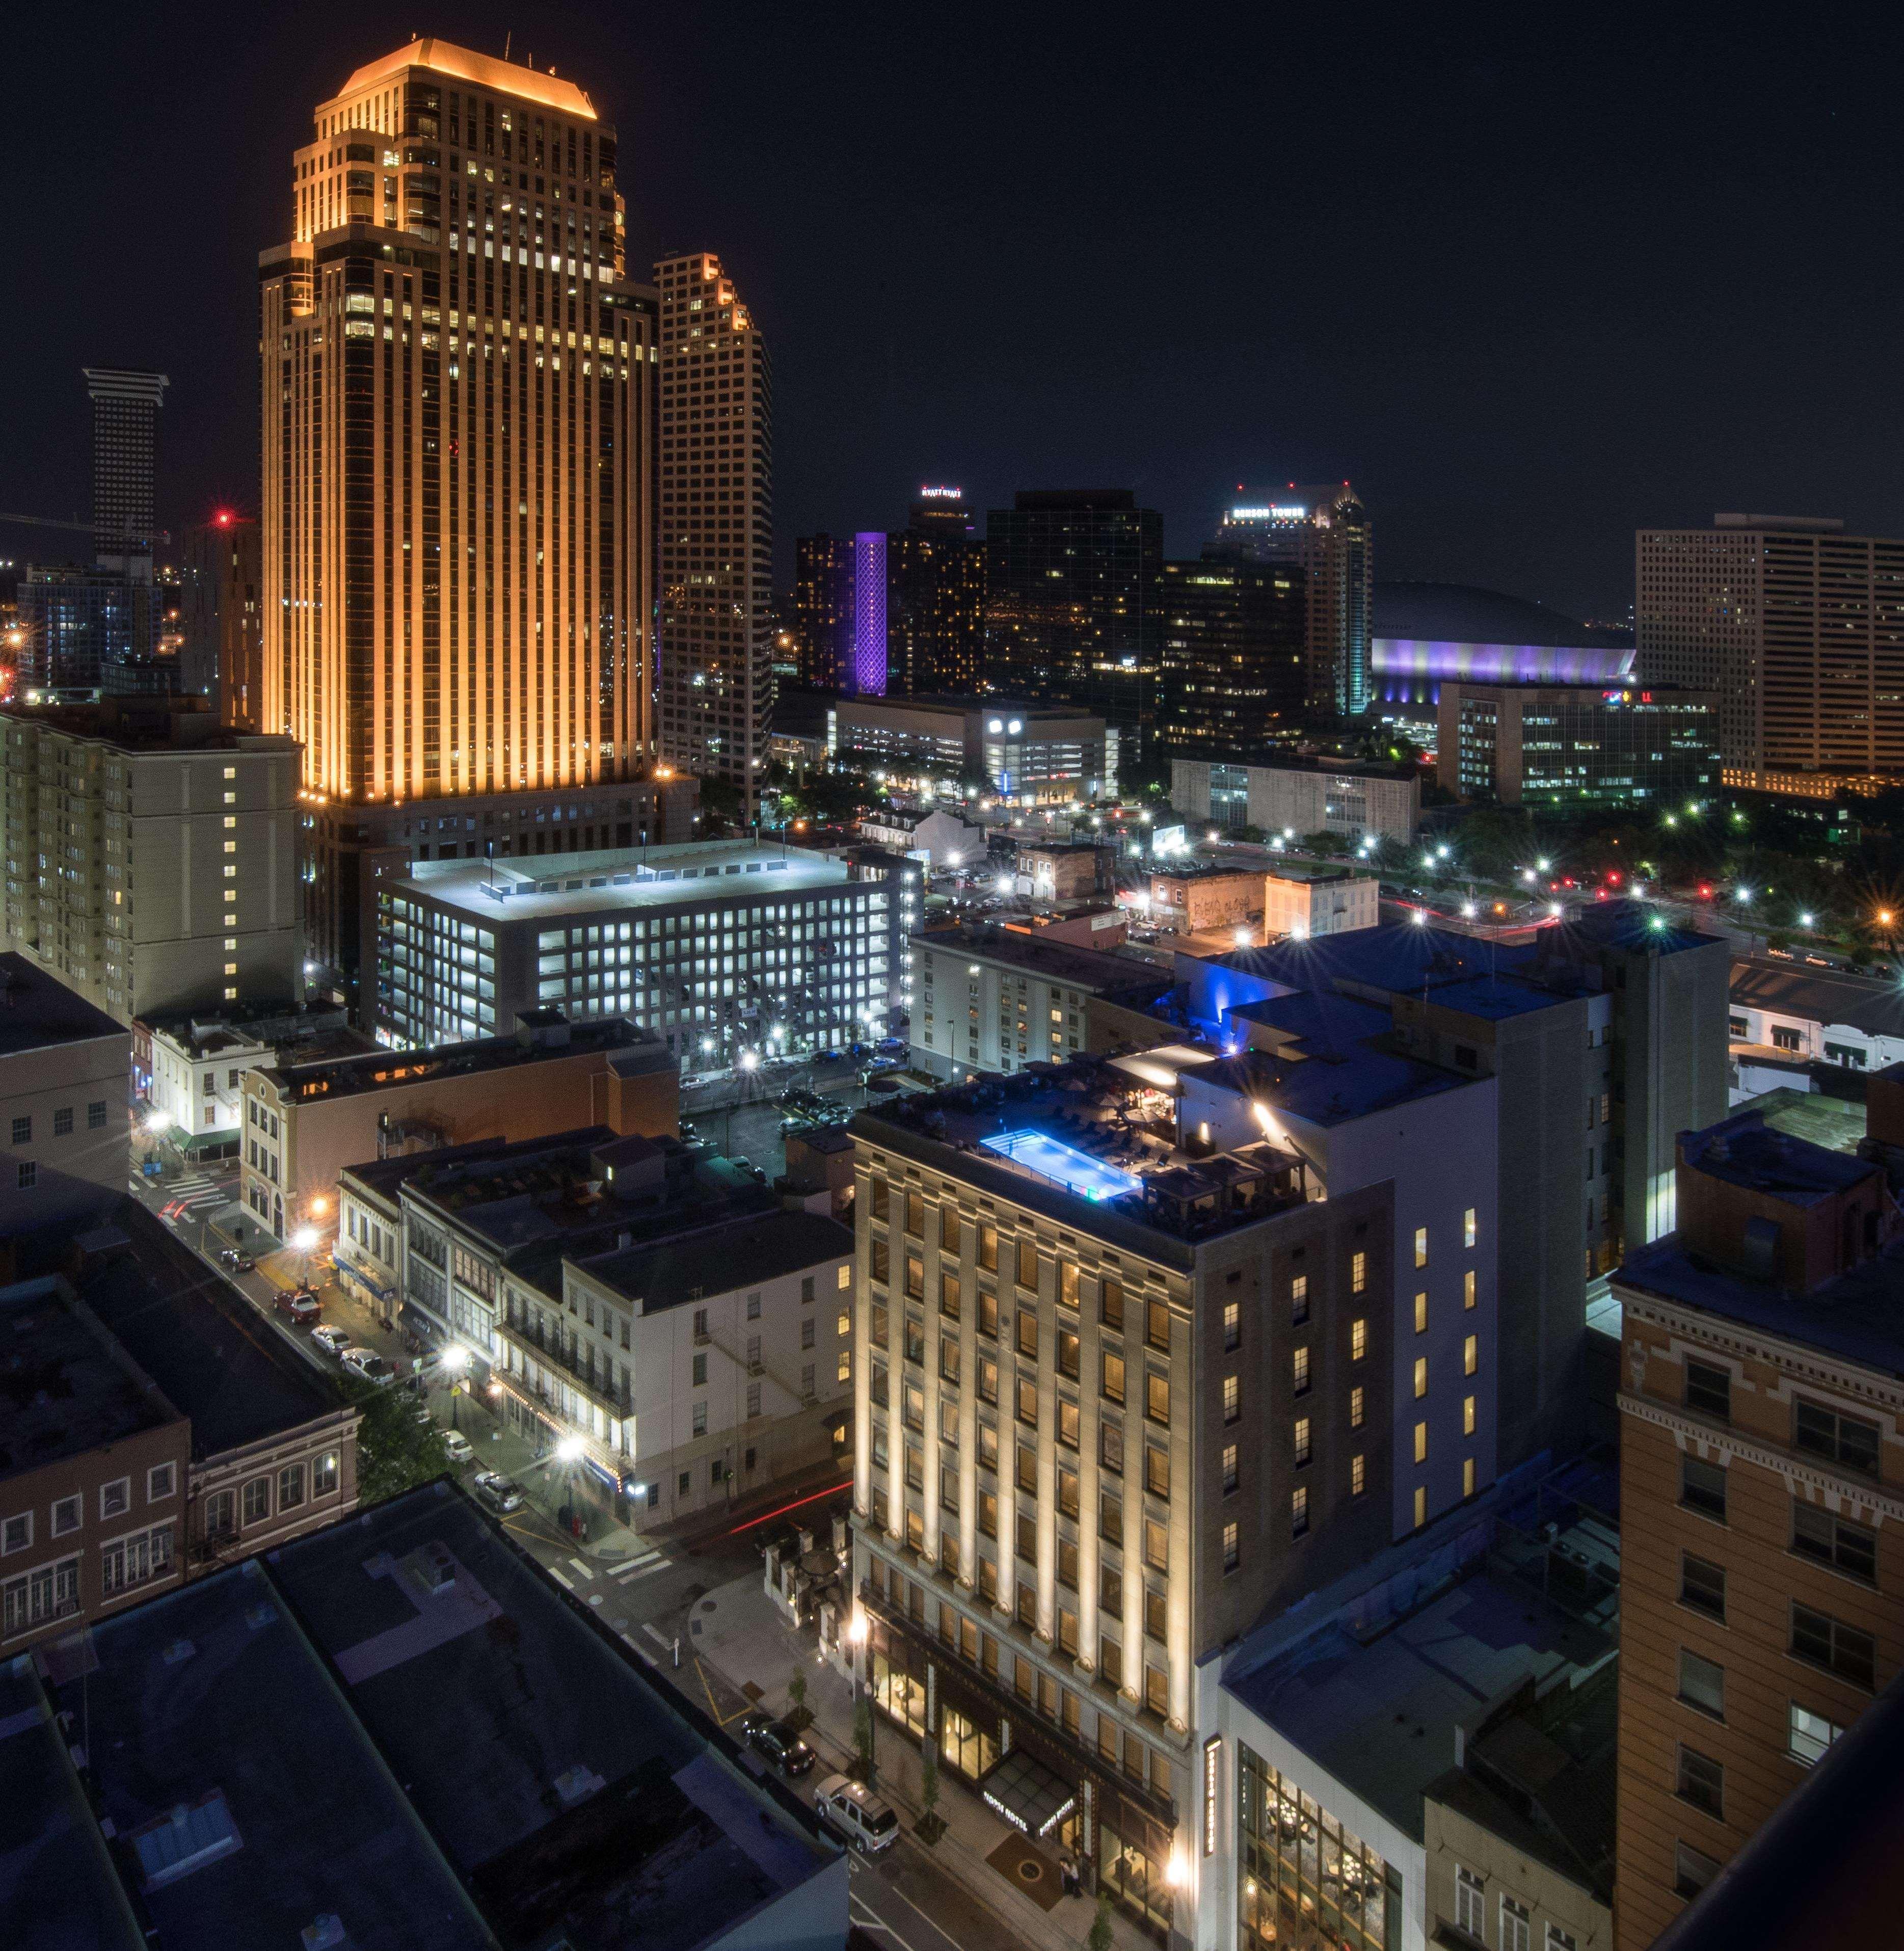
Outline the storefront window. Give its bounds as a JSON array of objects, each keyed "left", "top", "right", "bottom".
[
  {"left": 1237, "top": 1745, "right": 1398, "bottom": 1951},
  {"left": 871, "top": 1647, "right": 930, "bottom": 1739},
  {"left": 942, "top": 1705, "right": 1000, "bottom": 1782},
  {"left": 1100, "top": 1815, "right": 1173, "bottom": 1934}
]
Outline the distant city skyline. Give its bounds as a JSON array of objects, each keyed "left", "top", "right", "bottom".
[{"left": 8, "top": 9, "right": 1904, "bottom": 625}]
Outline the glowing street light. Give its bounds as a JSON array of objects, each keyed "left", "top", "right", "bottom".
[
  {"left": 1549, "top": 901, "right": 1564, "bottom": 918},
  {"left": 290, "top": 1225, "right": 318, "bottom": 1252},
  {"left": 144, "top": 1109, "right": 172, "bottom": 1135},
  {"left": 1411, "top": 908, "right": 1428, "bottom": 927},
  {"left": 1536, "top": 858, "right": 1551, "bottom": 873},
  {"left": 1799, "top": 911, "right": 1814, "bottom": 929},
  {"left": 1461, "top": 901, "right": 1476, "bottom": 918}
]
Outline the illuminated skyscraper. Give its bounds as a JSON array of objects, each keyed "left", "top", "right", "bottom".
[
  {"left": 258, "top": 40, "right": 656, "bottom": 985},
  {"left": 1210, "top": 484, "right": 1372, "bottom": 717},
  {"left": 655, "top": 251, "right": 772, "bottom": 794}
]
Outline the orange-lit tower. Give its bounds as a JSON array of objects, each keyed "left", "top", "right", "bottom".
[{"left": 259, "top": 39, "right": 656, "bottom": 978}]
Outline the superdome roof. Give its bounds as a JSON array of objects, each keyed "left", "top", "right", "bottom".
[{"left": 1374, "top": 581, "right": 1628, "bottom": 650}]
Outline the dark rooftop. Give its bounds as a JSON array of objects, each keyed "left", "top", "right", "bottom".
[
  {"left": 578, "top": 1208, "right": 854, "bottom": 1314},
  {"left": 0, "top": 952, "right": 125, "bottom": 1059},
  {"left": 0, "top": 1484, "right": 838, "bottom": 1951},
  {"left": 1680, "top": 1115, "right": 1875, "bottom": 1209},
  {"left": 1164, "top": 747, "right": 1420, "bottom": 783},
  {"left": 1192, "top": 1002, "right": 1470, "bottom": 1126},
  {"left": 63, "top": 1200, "right": 343, "bottom": 1459},
  {"left": 0, "top": 696, "right": 301, "bottom": 756},
  {"left": 260, "top": 1013, "right": 671, "bottom": 1103},
  {"left": 916, "top": 922, "right": 1166, "bottom": 994},
  {"left": 0, "top": 1273, "right": 178, "bottom": 1482},
  {"left": 1730, "top": 953, "right": 1904, "bottom": 1040}
]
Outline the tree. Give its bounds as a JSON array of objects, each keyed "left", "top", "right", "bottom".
[
  {"left": 919, "top": 1742, "right": 943, "bottom": 1842},
  {"left": 347, "top": 1377, "right": 451, "bottom": 1508},
  {"left": 851, "top": 1695, "right": 876, "bottom": 1784},
  {"left": 785, "top": 1671, "right": 810, "bottom": 1732},
  {"left": 1086, "top": 1893, "right": 1115, "bottom": 1951},
  {"left": 1303, "top": 830, "right": 1349, "bottom": 858}
]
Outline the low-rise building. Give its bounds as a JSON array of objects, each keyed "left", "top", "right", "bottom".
[
  {"left": 340, "top": 1127, "right": 856, "bottom": 1527},
  {"left": 1262, "top": 865, "right": 1380, "bottom": 940},
  {"left": 0, "top": 1199, "right": 358, "bottom": 1654},
  {"left": 0, "top": 1482, "right": 847, "bottom": 1951},
  {"left": 0, "top": 953, "right": 129, "bottom": 1244},
  {"left": 373, "top": 837, "right": 915, "bottom": 1066},
  {"left": 911, "top": 922, "right": 1168, "bottom": 1080},
  {"left": 1612, "top": 1106, "right": 1904, "bottom": 1948},
  {"left": 0, "top": 695, "right": 300, "bottom": 1023},
  {"left": 1170, "top": 753, "right": 1420, "bottom": 845},
  {"left": 1014, "top": 839, "right": 1110, "bottom": 903},
  {"left": 1135, "top": 863, "right": 1262, "bottom": 937},
  {"left": 1728, "top": 953, "right": 1904, "bottom": 1075},
  {"left": 1437, "top": 678, "right": 1721, "bottom": 808},
  {"left": 241, "top": 1010, "right": 677, "bottom": 1246},
  {"left": 835, "top": 694, "right": 1114, "bottom": 805},
  {"left": 856, "top": 804, "right": 986, "bottom": 867}
]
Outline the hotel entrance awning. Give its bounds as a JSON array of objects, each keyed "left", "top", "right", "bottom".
[{"left": 979, "top": 1748, "right": 1078, "bottom": 1839}]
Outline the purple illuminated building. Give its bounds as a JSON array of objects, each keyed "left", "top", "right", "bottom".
[
  {"left": 851, "top": 531, "right": 889, "bottom": 697},
  {"left": 1372, "top": 636, "right": 1634, "bottom": 709}
]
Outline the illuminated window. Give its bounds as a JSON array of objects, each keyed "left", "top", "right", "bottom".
[
  {"left": 1413, "top": 1357, "right": 1428, "bottom": 1399},
  {"left": 1350, "top": 1318, "right": 1366, "bottom": 1361},
  {"left": 1414, "top": 1227, "right": 1428, "bottom": 1268},
  {"left": 1413, "top": 1485, "right": 1427, "bottom": 1528},
  {"left": 1292, "top": 1347, "right": 1310, "bottom": 1395},
  {"left": 1414, "top": 1291, "right": 1428, "bottom": 1334},
  {"left": 1350, "top": 1453, "right": 1365, "bottom": 1496},
  {"left": 1350, "top": 1385, "right": 1365, "bottom": 1429},
  {"left": 1463, "top": 1207, "right": 1477, "bottom": 1248},
  {"left": 1350, "top": 1250, "right": 1366, "bottom": 1293},
  {"left": 1464, "top": 1334, "right": 1479, "bottom": 1377},
  {"left": 1413, "top": 1421, "right": 1428, "bottom": 1464},
  {"left": 1463, "top": 1457, "right": 1477, "bottom": 1499},
  {"left": 1464, "top": 1269, "right": 1477, "bottom": 1309},
  {"left": 1463, "top": 1394, "right": 1477, "bottom": 1436}
]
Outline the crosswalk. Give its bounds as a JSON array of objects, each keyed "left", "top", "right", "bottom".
[
  {"left": 158, "top": 1172, "right": 232, "bottom": 1225},
  {"left": 610, "top": 1548, "right": 670, "bottom": 1584}
]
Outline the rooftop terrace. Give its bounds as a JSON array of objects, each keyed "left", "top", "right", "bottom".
[{"left": 1, "top": 1483, "right": 841, "bottom": 1951}]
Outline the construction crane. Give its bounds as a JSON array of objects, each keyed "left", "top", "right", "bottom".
[{"left": 0, "top": 512, "right": 170, "bottom": 546}]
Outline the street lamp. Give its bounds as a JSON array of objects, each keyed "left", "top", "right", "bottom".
[
  {"left": 441, "top": 1343, "right": 469, "bottom": 1430},
  {"left": 554, "top": 1433, "right": 585, "bottom": 1539},
  {"left": 846, "top": 1609, "right": 877, "bottom": 1787},
  {"left": 290, "top": 1224, "right": 318, "bottom": 1286}
]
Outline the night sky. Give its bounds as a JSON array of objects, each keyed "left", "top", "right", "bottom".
[{"left": 8, "top": 3, "right": 1904, "bottom": 620}]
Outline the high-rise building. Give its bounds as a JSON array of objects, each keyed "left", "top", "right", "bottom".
[
  {"left": 985, "top": 489, "right": 1162, "bottom": 755},
  {"left": 17, "top": 567, "right": 149, "bottom": 696},
  {"left": 655, "top": 250, "right": 773, "bottom": 795},
  {"left": 0, "top": 697, "right": 301, "bottom": 1024},
  {"left": 1156, "top": 555, "right": 1307, "bottom": 751},
  {"left": 83, "top": 368, "right": 167, "bottom": 580},
  {"left": 1611, "top": 1101, "right": 1904, "bottom": 1948},
  {"left": 794, "top": 490, "right": 986, "bottom": 700},
  {"left": 259, "top": 40, "right": 656, "bottom": 992},
  {"left": 1210, "top": 485, "right": 1373, "bottom": 718},
  {"left": 1635, "top": 513, "right": 1904, "bottom": 792},
  {"left": 180, "top": 515, "right": 262, "bottom": 722}
]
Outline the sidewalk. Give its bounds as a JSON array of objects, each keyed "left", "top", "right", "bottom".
[{"left": 689, "top": 1568, "right": 1155, "bottom": 1951}]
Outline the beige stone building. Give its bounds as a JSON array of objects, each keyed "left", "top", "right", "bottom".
[
  {"left": 241, "top": 1010, "right": 676, "bottom": 1245},
  {"left": 0, "top": 698, "right": 300, "bottom": 1023},
  {"left": 1261, "top": 866, "right": 1379, "bottom": 941},
  {"left": 1140, "top": 863, "right": 1262, "bottom": 937}
]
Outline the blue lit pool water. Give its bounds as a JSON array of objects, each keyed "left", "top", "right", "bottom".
[{"left": 981, "top": 1129, "right": 1141, "bottom": 1204}]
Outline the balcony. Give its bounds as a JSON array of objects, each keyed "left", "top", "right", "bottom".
[{"left": 499, "top": 1316, "right": 631, "bottom": 1416}]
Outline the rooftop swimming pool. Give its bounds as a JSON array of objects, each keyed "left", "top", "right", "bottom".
[{"left": 981, "top": 1129, "right": 1142, "bottom": 1204}]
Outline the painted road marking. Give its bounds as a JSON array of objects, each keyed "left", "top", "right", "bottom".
[
  {"left": 546, "top": 1565, "right": 574, "bottom": 1591},
  {"left": 568, "top": 1557, "right": 594, "bottom": 1579}
]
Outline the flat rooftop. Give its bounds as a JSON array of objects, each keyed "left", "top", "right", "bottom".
[
  {"left": 578, "top": 1208, "right": 855, "bottom": 1313},
  {"left": 1206, "top": 1000, "right": 1470, "bottom": 1125},
  {"left": 260, "top": 1014, "right": 669, "bottom": 1104},
  {"left": 1, "top": 1485, "right": 839, "bottom": 1951},
  {"left": 0, "top": 1275, "right": 177, "bottom": 1483},
  {"left": 0, "top": 953, "right": 125, "bottom": 1059},
  {"left": 1225, "top": 1568, "right": 1615, "bottom": 1845},
  {"left": 1682, "top": 1115, "right": 1874, "bottom": 1208},
  {"left": 393, "top": 840, "right": 854, "bottom": 923},
  {"left": 0, "top": 699, "right": 297, "bottom": 757},
  {"left": 66, "top": 1202, "right": 342, "bottom": 1459},
  {"left": 1732, "top": 954, "right": 1904, "bottom": 1039},
  {"left": 1167, "top": 748, "right": 1418, "bottom": 782},
  {"left": 916, "top": 923, "right": 1165, "bottom": 994}
]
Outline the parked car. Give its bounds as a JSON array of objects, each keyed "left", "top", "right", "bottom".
[
  {"left": 441, "top": 1430, "right": 475, "bottom": 1465},
  {"left": 311, "top": 1325, "right": 352, "bottom": 1357},
  {"left": 408, "top": 1398, "right": 434, "bottom": 1427},
  {"left": 813, "top": 1772, "right": 898, "bottom": 1855},
  {"left": 274, "top": 1289, "right": 321, "bottom": 1326},
  {"left": 340, "top": 1347, "right": 396, "bottom": 1386},
  {"left": 739, "top": 1712, "right": 816, "bottom": 1777},
  {"left": 218, "top": 1248, "right": 255, "bottom": 1273},
  {"left": 472, "top": 1471, "right": 524, "bottom": 1514}
]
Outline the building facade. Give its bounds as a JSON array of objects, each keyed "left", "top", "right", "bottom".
[
  {"left": 1136, "top": 865, "right": 1263, "bottom": 937},
  {"left": 0, "top": 698, "right": 300, "bottom": 1024},
  {"left": 985, "top": 491, "right": 1162, "bottom": 756},
  {"left": 1157, "top": 558, "right": 1307, "bottom": 753},
  {"left": 260, "top": 41, "right": 656, "bottom": 986},
  {"left": 179, "top": 515, "right": 262, "bottom": 724},
  {"left": 241, "top": 1010, "right": 675, "bottom": 1244},
  {"left": 833, "top": 696, "right": 1113, "bottom": 805},
  {"left": 910, "top": 925, "right": 1163, "bottom": 1081},
  {"left": 1437, "top": 679, "right": 1721, "bottom": 808},
  {"left": 848, "top": 1039, "right": 1497, "bottom": 1937},
  {"left": 1636, "top": 514, "right": 1904, "bottom": 790},
  {"left": 1170, "top": 755, "right": 1419, "bottom": 846},
  {"left": 1612, "top": 1108, "right": 1904, "bottom": 1948},
  {"left": 1261, "top": 868, "right": 1380, "bottom": 941},
  {"left": 655, "top": 250, "right": 772, "bottom": 795},
  {"left": 371, "top": 838, "right": 912, "bottom": 1062},
  {"left": 1210, "top": 487, "right": 1373, "bottom": 718}
]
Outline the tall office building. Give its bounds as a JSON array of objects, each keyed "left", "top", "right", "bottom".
[
  {"left": 1156, "top": 556, "right": 1307, "bottom": 752},
  {"left": 794, "top": 489, "right": 986, "bottom": 700},
  {"left": 1210, "top": 484, "right": 1373, "bottom": 718},
  {"left": 655, "top": 250, "right": 773, "bottom": 796},
  {"left": 258, "top": 40, "right": 656, "bottom": 991},
  {"left": 1635, "top": 513, "right": 1904, "bottom": 791},
  {"left": 83, "top": 368, "right": 167, "bottom": 579},
  {"left": 984, "top": 489, "right": 1162, "bottom": 755},
  {"left": 180, "top": 515, "right": 262, "bottom": 722}
]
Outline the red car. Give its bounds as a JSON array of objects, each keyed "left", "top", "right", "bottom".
[{"left": 274, "top": 1288, "right": 321, "bottom": 1326}]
